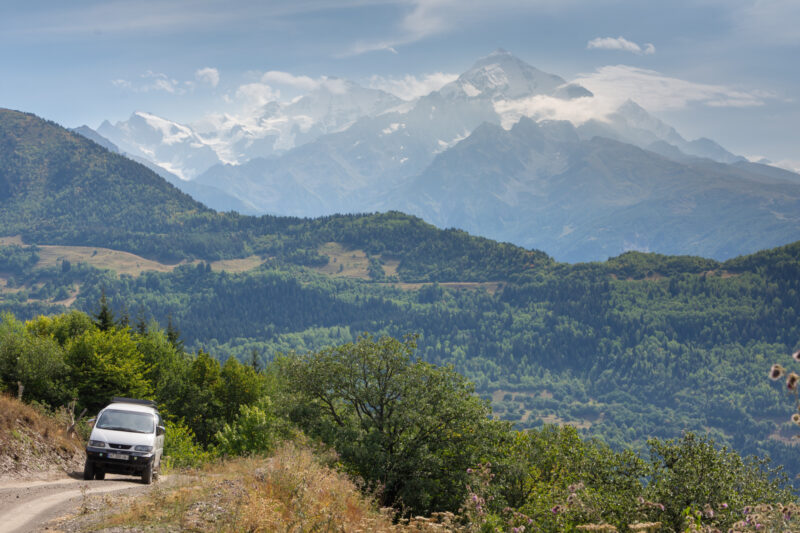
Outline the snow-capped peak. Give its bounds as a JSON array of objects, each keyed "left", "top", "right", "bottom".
[{"left": 441, "top": 49, "right": 567, "bottom": 100}]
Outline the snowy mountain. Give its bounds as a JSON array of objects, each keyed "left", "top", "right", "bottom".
[
  {"left": 96, "top": 81, "right": 403, "bottom": 180},
  {"left": 87, "top": 50, "right": 800, "bottom": 261}
]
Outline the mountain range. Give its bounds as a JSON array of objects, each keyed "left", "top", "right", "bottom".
[
  {"left": 88, "top": 50, "right": 800, "bottom": 262},
  {"left": 3, "top": 106, "right": 800, "bottom": 480}
]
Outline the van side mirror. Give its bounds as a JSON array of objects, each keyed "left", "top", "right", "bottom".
[{"left": 156, "top": 425, "right": 165, "bottom": 436}]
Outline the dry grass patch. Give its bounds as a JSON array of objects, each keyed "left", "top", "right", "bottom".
[
  {"left": 34, "top": 245, "right": 178, "bottom": 277},
  {"left": 314, "top": 242, "right": 371, "bottom": 279},
  {"left": 82, "top": 442, "right": 471, "bottom": 532},
  {"left": 392, "top": 282, "right": 502, "bottom": 294},
  {"left": 0, "top": 235, "right": 24, "bottom": 246},
  {"left": 209, "top": 255, "right": 265, "bottom": 273}
]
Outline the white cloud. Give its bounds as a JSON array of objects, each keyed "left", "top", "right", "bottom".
[
  {"left": 494, "top": 65, "right": 774, "bottom": 129},
  {"left": 368, "top": 72, "right": 458, "bottom": 100},
  {"left": 111, "top": 79, "right": 132, "bottom": 89},
  {"left": 573, "top": 65, "right": 769, "bottom": 112},
  {"left": 260, "top": 71, "right": 348, "bottom": 94},
  {"left": 235, "top": 83, "right": 281, "bottom": 110},
  {"left": 494, "top": 94, "right": 610, "bottom": 129},
  {"left": 195, "top": 67, "right": 220, "bottom": 87},
  {"left": 773, "top": 159, "right": 800, "bottom": 174},
  {"left": 261, "top": 71, "right": 319, "bottom": 91},
  {"left": 587, "top": 36, "right": 655, "bottom": 55},
  {"left": 112, "top": 71, "right": 188, "bottom": 94}
]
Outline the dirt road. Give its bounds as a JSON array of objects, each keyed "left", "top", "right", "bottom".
[{"left": 0, "top": 473, "right": 154, "bottom": 532}]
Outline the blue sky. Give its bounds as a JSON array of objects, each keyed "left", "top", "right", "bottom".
[{"left": 2, "top": 0, "right": 798, "bottom": 169}]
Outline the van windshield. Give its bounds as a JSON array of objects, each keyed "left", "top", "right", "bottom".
[{"left": 96, "top": 409, "right": 154, "bottom": 434}]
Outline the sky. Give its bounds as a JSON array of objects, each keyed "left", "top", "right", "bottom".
[{"left": 1, "top": 0, "right": 798, "bottom": 169}]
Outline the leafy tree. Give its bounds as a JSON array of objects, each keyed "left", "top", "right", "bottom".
[
  {"left": 491, "top": 425, "right": 650, "bottom": 532},
  {"left": 217, "top": 356, "right": 264, "bottom": 420},
  {"left": 280, "top": 334, "right": 507, "bottom": 514},
  {"left": 26, "top": 310, "right": 95, "bottom": 346},
  {"left": 178, "top": 350, "right": 224, "bottom": 443},
  {"left": 65, "top": 326, "right": 153, "bottom": 413},
  {"left": 0, "top": 313, "right": 73, "bottom": 404},
  {"left": 645, "top": 432, "right": 794, "bottom": 531}
]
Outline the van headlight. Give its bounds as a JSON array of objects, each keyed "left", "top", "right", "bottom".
[
  {"left": 134, "top": 445, "right": 153, "bottom": 452},
  {"left": 88, "top": 440, "right": 106, "bottom": 448}
]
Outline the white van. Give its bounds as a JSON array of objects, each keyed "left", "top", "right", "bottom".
[{"left": 84, "top": 397, "right": 165, "bottom": 484}]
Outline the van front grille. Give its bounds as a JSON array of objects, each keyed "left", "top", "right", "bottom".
[{"left": 109, "top": 443, "right": 132, "bottom": 450}]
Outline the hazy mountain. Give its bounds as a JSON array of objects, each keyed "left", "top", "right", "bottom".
[
  {"left": 385, "top": 117, "right": 800, "bottom": 262},
  {"left": 71, "top": 125, "right": 120, "bottom": 153}
]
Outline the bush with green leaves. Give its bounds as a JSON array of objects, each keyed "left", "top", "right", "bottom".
[
  {"left": 214, "top": 397, "right": 290, "bottom": 457},
  {"left": 161, "top": 418, "right": 214, "bottom": 470}
]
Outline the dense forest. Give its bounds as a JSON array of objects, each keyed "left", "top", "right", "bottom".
[{"left": 2, "top": 239, "right": 799, "bottom": 481}]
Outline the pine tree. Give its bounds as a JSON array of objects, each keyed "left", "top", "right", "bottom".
[
  {"left": 250, "top": 348, "right": 261, "bottom": 372},
  {"left": 166, "top": 314, "right": 184, "bottom": 352},
  {"left": 94, "top": 289, "right": 115, "bottom": 331},
  {"left": 135, "top": 307, "right": 148, "bottom": 335},
  {"left": 117, "top": 305, "right": 130, "bottom": 328}
]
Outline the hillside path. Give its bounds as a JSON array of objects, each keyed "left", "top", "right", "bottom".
[{"left": 0, "top": 473, "right": 157, "bottom": 532}]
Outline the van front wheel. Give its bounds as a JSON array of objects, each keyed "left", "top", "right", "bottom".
[
  {"left": 142, "top": 462, "right": 153, "bottom": 484},
  {"left": 83, "top": 460, "right": 94, "bottom": 481}
]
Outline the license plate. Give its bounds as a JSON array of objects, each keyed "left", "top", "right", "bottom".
[{"left": 108, "top": 452, "right": 128, "bottom": 460}]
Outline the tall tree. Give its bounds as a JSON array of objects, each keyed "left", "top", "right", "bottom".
[
  {"left": 94, "top": 288, "right": 115, "bottom": 331},
  {"left": 166, "top": 314, "right": 184, "bottom": 352},
  {"left": 280, "top": 334, "right": 508, "bottom": 515}
]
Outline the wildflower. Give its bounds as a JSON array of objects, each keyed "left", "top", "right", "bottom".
[
  {"left": 551, "top": 505, "right": 563, "bottom": 514},
  {"left": 466, "top": 468, "right": 473, "bottom": 474},
  {"left": 771, "top": 364, "right": 786, "bottom": 380},
  {"left": 793, "top": 414, "right": 800, "bottom": 425},
  {"left": 637, "top": 496, "right": 645, "bottom": 505},
  {"left": 720, "top": 503, "right": 728, "bottom": 509},
  {"left": 792, "top": 349, "right": 800, "bottom": 362},
  {"left": 703, "top": 504, "right": 714, "bottom": 518},
  {"left": 787, "top": 372, "right": 800, "bottom": 391}
]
